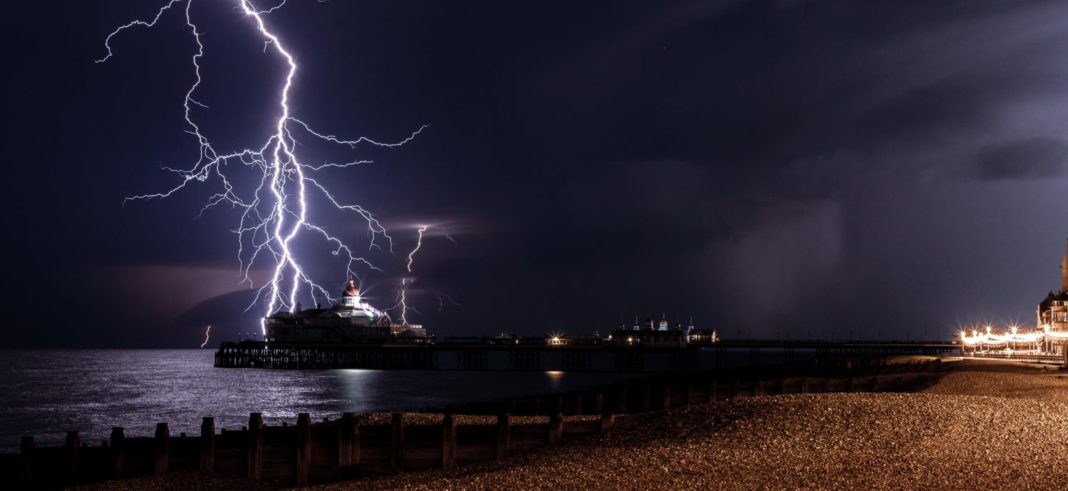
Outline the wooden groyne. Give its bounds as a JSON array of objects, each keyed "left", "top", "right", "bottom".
[{"left": 0, "top": 359, "right": 944, "bottom": 488}]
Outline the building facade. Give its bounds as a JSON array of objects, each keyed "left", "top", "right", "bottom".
[{"left": 1036, "top": 239, "right": 1068, "bottom": 332}]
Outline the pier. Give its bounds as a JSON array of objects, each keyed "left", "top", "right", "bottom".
[{"left": 214, "top": 339, "right": 963, "bottom": 371}]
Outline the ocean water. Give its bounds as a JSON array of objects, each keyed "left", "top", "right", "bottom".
[{"left": 0, "top": 350, "right": 639, "bottom": 451}]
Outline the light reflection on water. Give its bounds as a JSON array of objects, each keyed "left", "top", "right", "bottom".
[{"left": 0, "top": 350, "right": 639, "bottom": 451}]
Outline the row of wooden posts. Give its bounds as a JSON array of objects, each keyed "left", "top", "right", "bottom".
[{"left": 8, "top": 364, "right": 943, "bottom": 487}]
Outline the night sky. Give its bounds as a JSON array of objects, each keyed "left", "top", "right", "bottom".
[{"left": 3, "top": 0, "right": 1066, "bottom": 348}]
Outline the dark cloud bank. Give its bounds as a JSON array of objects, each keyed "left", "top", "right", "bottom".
[{"left": 3, "top": 0, "right": 1067, "bottom": 347}]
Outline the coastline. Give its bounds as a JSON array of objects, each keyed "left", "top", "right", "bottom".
[{"left": 74, "top": 358, "right": 1068, "bottom": 490}]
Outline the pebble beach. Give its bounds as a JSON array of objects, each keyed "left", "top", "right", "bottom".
[{"left": 80, "top": 359, "right": 1068, "bottom": 490}]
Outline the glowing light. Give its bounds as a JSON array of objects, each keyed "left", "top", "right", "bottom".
[
  {"left": 99, "top": 1, "right": 426, "bottom": 338},
  {"left": 958, "top": 323, "right": 1068, "bottom": 354},
  {"left": 200, "top": 324, "right": 212, "bottom": 348}
]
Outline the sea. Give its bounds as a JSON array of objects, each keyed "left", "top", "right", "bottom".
[{"left": 0, "top": 350, "right": 643, "bottom": 452}]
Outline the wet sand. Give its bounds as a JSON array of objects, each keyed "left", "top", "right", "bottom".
[{"left": 79, "top": 359, "right": 1068, "bottom": 490}]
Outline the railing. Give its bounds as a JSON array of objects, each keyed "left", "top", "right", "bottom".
[{"left": 960, "top": 351, "right": 1064, "bottom": 364}]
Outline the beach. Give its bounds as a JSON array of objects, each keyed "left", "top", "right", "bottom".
[{"left": 79, "top": 359, "right": 1068, "bottom": 490}]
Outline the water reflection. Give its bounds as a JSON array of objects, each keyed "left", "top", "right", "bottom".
[{"left": 0, "top": 350, "right": 643, "bottom": 450}]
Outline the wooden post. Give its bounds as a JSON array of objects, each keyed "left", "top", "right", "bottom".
[
  {"left": 247, "top": 413, "right": 263, "bottom": 481},
  {"left": 799, "top": 378, "right": 809, "bottom": 394},
  {"left": 442, "top": 412, "right": 457, "bottom": 469},
  {"left": 64, "top": 431, "right": 80, "bottom": 483},
  {"left": 19, "top": 436, "right": 33, "bottom": 484},
  {"left": 352, "top": 415, "right": 362, "bottom": 465},
  {"left": 548, "top": 411, "right": 563, "bottom": 444},
  {"left": 662, "top": 385, "right": 672, "bottom": 410},
  {"left": 296, "top": 413, "right": 312, "bottom": 485},
  {"left": 572, "top": 392, "right": 583, "bottom": 416},
  {"left": 684, "top": 381, "right": 696, "bottom": 405},
  {"left": 599, "top": 412, "right": 615, "bottom": 432},
  {"left": 154, "top": 423, "right": 169, "bottom": 475},
  {"left": 616, "top": 388, "right": 628, "bottom": 414},
  {"left": 200, "top": 418, "right": 214, "bottom": 473},
  {"left": 339, "top": 413, "right": 356, "bottom": 467},
  {"left": 110, "top": 427, "right": 125, "bottom": 478},
  {"left": 593, "top": 391, "right": 604, "bottom": 415},
  {"left": 389, "top": 412, "right": 405, "bottom": 472},
  {"left": 495, "top": 412, "right": 510, "bottom": 460}
]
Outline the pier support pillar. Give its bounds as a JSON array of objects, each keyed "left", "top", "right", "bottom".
[
  {"left": 593, "top": 391, "right": 603, "bottom": 415},
  {"left": 442, "top": 413, "right": 457, "bottom": 469},
  {"left": 110, "top": 427, "right": 125, "bottom": 478},
  {"left": 199, "top": 418, "right": 214, "bottom": 473},
  {"left": 248, "top": 413, "right": 263, "bottom": 481},
  {"left": 662, "top": 385, "right": 672, "bottom": 410},
  {"left": 154, "top": 423, "right": 169, "bottom": 475},
  {"left": 297, "top": 413, "right": 312, "bottom": 485}
]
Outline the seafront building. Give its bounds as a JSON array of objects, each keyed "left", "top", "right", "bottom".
[
  {"left": 1036, "top": 239, "right": 1068, "bottom": 331},
  {"left": 962, "top": 239, "right": 1068, "bottom": 356}
]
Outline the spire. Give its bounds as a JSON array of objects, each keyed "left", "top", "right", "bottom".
[
  {"left": 342, "top": 276, "right": 360, "bottom": 297},
  {"left": 1061, "top": 238, "right": 1067, "bottom": 293}
]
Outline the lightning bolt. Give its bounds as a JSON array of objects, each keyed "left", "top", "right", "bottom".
[
  {"left": 398, "top": 225, "right": 428, "bottom": 324},
  {"left": 200, "top": 324, "right": 212, "bottom": 349},
  {"left": 406, "top": 225, "right": 428, "bottom": 273},
  {"left": 98, "top": 0, "right": 426, "bottom": 338},
  {"left": 393, "top": 224, "right": 462, "bottom": 323}
]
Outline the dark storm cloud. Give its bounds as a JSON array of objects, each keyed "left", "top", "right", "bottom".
[
  {"left": 4, "top": 0, "right": 1068, "bottom": 346},
  {"left": 972, "top": 137, "right": 1068, "bottom": 180}
]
